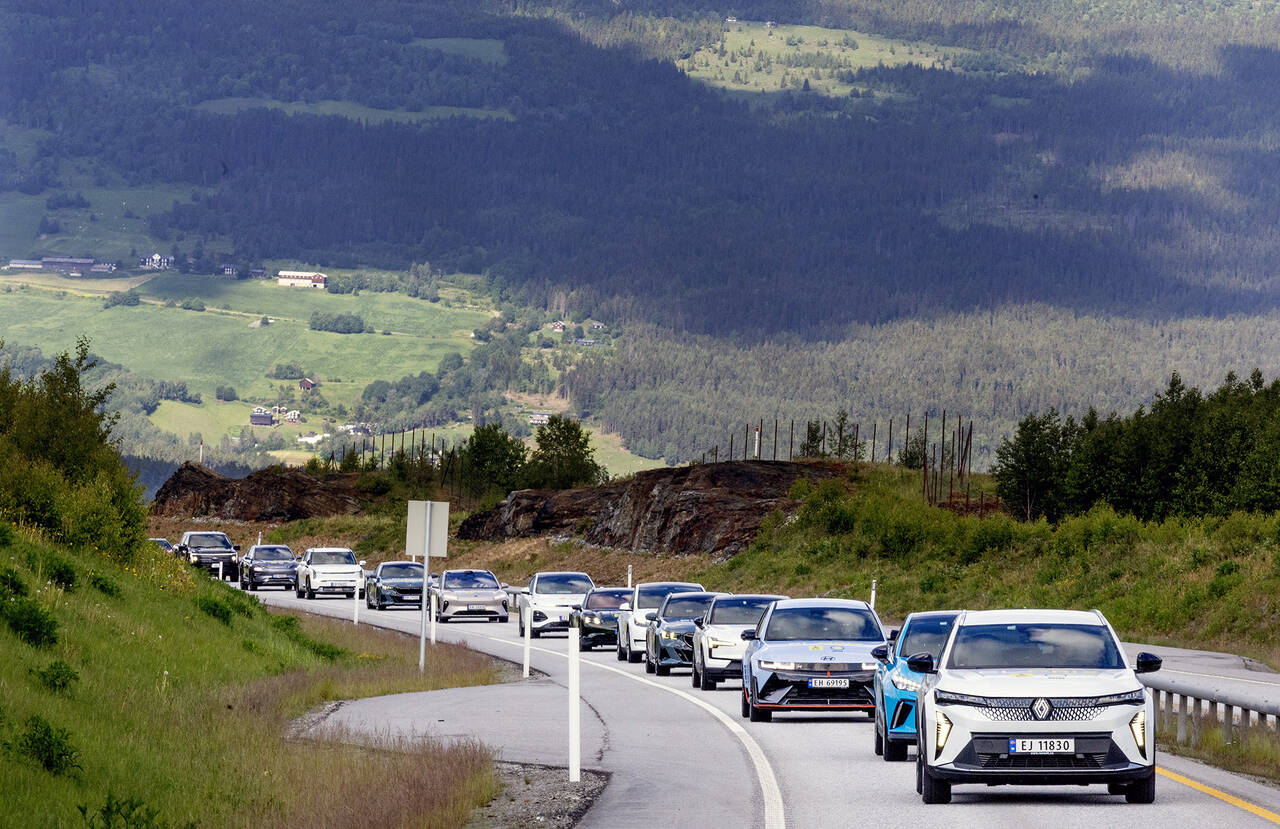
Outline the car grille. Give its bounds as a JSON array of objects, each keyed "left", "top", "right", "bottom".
[
  {"left": 959, "top": 734, "right": 1127, "bottom": 772},
  {"left": 977, "top": 752, "right": 1109, "bottom": 769},
  {"left": 979, "top": 698, "right": 1107, "bottom": 722},
  {"left": 792, "top": 662, "right": 865, "bottom": 672}
]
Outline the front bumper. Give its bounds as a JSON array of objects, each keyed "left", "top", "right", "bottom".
[
  {"left": 655, "top": 637, "right": 694, "bottom": 667},
  {"left": 924, "top": 698, "right": 1153, "bottom": 786},
  {"left": 245, "top": 568, "right": 296, "bottom": 586},
  {"left": 530, "top": 607, "right": 575, "bottom": 631},
  {"left": 579, "top": 620, "right": 618, "bottom": 646},
  {"left": 753, "top": 669, "right": 876, "bottom": 710},
  {"left": 313, "top": 579, "right": 360, "bottom": 594},
  {"left": 884, "top": 689, "right": 919, "bottom": 743},
  {"left": 440, "top": 597, "right": 507, "bottom": 619},
  {"left": 191, "top": 556, "right": 237, "bottom": 575},
  {"left": 376, "top": 587, "right": 423, "bottom": 605},
  {"left": 703, "top": 642, "right": 746, "bottom": 679}
]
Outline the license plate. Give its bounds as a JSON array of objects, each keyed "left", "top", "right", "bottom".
[
  {"left": 1009, "top": 738, "right": 1074, "bottom": 754},
  {"left": 807, "top": 677, "right": 849, "bottom": 689},
  {"left": 467, "top": 604, "right": 488, "bottom": 610}
]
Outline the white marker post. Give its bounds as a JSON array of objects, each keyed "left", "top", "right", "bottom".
[
  {"left": 419, "top": 588, "right": 428, "bottom": 672},
  {"left": 217, "top": 562, "right": 223, "bottom": 582},
  {"left": 522, "top": 603, "right": 532, "bottom": 679},
  {"left": 353, "top": 579, "right": 360, "bottom": 625},
  {"left": 627, "top": 564, "right": 632, "bottom": 588},
  {"left": 568, "top": 622, "right": 581, "bottom": 782},
  {"left": 870, "top": 579, "right": 877, "bottom": 611},
  {"left": 430, "top": 591, "right": 438, "bottom": 645}
]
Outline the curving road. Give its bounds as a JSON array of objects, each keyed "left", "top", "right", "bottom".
[{"left": 253, "top": 589, "right": 1280, "bottom": 828}]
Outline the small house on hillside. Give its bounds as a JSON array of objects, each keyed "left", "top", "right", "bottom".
[
  {"left": 277, "top": 270, "right": 327, "bottom": 288},
  {"left": 299, "top": 378, "right": 316, "bottom": 390},
  {"left": 249, "top": 412, "right": 273, "bottom": 427},
  {"left": 551, "top": 321, "right": 566, "bottom": 332}
]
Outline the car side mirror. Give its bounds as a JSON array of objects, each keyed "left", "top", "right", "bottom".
[
  {"left": 871, "top": 644, "right": 890, "bottom": 664},
  {"left": 518, "top": 586, "right": 530, "bottom": 594},
  {"left": 888, "top": 628, "right": 900, "bottom": 642},
  {"left": 905, "top": 652, "right": 937, "bottom": 674},
  {"left": 619, "top": 602, "right": 631, "bottom": 611},
  {"left": 500, "top": 582, "right": 509, "bottom": 590},
  {"left": 1134, "top": 652, "right": 1162, "bottom": 674},
  {"left": 741, "top": 629, "right": 756, "bottom": 641},
  {"left": 645, "top": 611, "right": 657, "bottom": 622},
  {"left": 571, "top": 604, "right": 582, "bottom": 611},
  {"left": 358, "top": 560, "right": 366, "bottom": 567},
  {"left": 694, "top": 617, "right": 705, "bottom": 628}
]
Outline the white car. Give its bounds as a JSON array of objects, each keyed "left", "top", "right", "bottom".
[
  {"left": 691, "top": 593, "right": 787, "bottom": 690},
  {"left": 517, "top": 571, "right": 595, "bottom": 638},
  {"left": 912, "top": 608, "right": 1162, "bottom": 805},
  {"left": 294, "top": 547, "right": 366, "bottom": 600},
  {"left": 616, "top": 581, "right": 703, "bottom": 664},
  {"left": 431, "top": 569, "right": 509, "bottom": 623}
]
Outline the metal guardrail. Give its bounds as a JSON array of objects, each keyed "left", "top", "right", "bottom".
[{"left": 1141, "top": 672, "right": 1280, "bottom": 746}]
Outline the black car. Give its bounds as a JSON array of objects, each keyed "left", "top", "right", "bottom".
[
  {"left": 366, "top": 561, "right": 425, "bottom": 610},
  {"left": 150, "top": 538, "right": 173, "bottom": 554},
  {"left": 644, "top": 591, "right": 728, "bottom": 676},
  {"left": 237, "top": 544, "right": 297, "bottom": 591},
  {"left": 177, "top": 531, "right": 240, "bottom": 580},
  {"left": 569, "top": 587, "right": 632, "bottom": 651}
]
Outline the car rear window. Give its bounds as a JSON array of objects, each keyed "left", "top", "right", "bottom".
[
  {"left": 946, "top": 623, "right": 1125, "bottom": 670},
  {"left": 764, "top": 607, "right": 883, "bottom": 641}
]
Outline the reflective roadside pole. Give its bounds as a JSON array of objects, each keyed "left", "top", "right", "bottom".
[{"left": 568, "top": 621, "right": 581, "bottom": 782}]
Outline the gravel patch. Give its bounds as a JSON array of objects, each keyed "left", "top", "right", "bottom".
[{"left": 466, "top": 762, "right": 608, "bottom": 829}]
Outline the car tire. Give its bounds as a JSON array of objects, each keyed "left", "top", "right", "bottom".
[
  {"left": 741, "top": 689, "right": 751, "bottom": 719},
  {"left": 748, "top": 691, "right": 772, "bottom": 723},
  {"left": 345, "top": 592, "right": 354, "bottom": 599},
  {"left": 655, "top": 660, "right": 670, "bottom": 677},
  {"left": 616, "top": 641, "right": 627, "bottom": 661},
  {"left": 578, "top": 636, "right": 591, "bottom": 651},
  {"left": 518, "top": 619, "right": 525, "bottom": 637},
  {"left": 700, "top": 669, "right": 717, "bottom": 692},
  {"left": 530, "top": 628, "right": 541, "bottom": 639},
  {"left": 305, "top": 580, "right": 316, "bottom": 600},
  {"left": 915, "top": 753, "right": 924, "bottom": 795},
  {"left": 1108, "top": 783, "right": 1127, "bottom": 795},
  {"left": 498, "top": 616, "right": 509, "bottom": 623},
  {"left": 691, "top": 661, "right": 701, "bottom": 688},
  {"left": 248, "top": 582, "right": 258, "bottom": 591},
  {"left": 884, "top": 738, "right": 908, "bottom": 762},
  {"left": 295, "top": 582, "right": 304, "bottom": 599},
  {"left": 920, "top": 763, "right": 951, "bottom": 804},
  {"left": 874, "top": 720, "right": 884, "bottom": 756},
  {"left": 645, "top": 648, "right": 656, "bottom": 673},
  {"left": 1125, "top": 770, "right": 1156, "bottom": 804},
  {"left": 626, "top": 641, "right": 642, "bottom": 664}
]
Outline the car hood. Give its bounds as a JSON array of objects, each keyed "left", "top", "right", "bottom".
[
  {"left": 703, "top": 623, "right": 751, "bottom": 640},
  {"left": 441, "top": 588, "right": 504, "bottom": 598},
  {"left": 380, "top": 577, "right": 423, "bottom": 584},
  {"left": 938, "top": 668, "right": 1139, "bottom": 697},
  {"left": 660, "top": 620, "right": 698, "bottom": 635},
  {"left": 755, "top": 641, "right": 882, "bottom": 663}
]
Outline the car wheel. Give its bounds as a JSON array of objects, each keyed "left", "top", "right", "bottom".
[
  {"left": 884, "top": 738, "right": 908, "bottom": 762},
  {"left": 345, "top": 592, "right": 354, "bottom": 599},
  {"left": 874, "top": 719, "right": 884, "bottom": 756},
  {"left": 305, "top": 580, "right": 316, "bottom": 600},
  {"left": 644, "top": 647, "right": 656, "bottom": 673},
  {"left": 626, "top": 641, "right": 642, "bottom": 664},
  {"left": 295, "top": 581, "right": 304, "bottom": 599},
  {"left": 1108, "top": 783, "right": 1127, "bottom": 795},
  {"left": 518, "top": 619, "right": 524, "bottom": 637},
  {"left": 700, "top": 668, "right": 717, "bottom": 692},
  {"left": 741, "top": 689, "right": 751, "bottom": 719},
  {"left": 915, "top": 752, "right": 923, "bottom": 795},
  {"left": 920, "top": 762, "right": 951, "bottom": 804},
  {"left": 748, "top": 687, "right": 772, "bottom": 723},
  {"left": 498, "top": 616, "right": 509, "bottom": 623},
  {"left": 578, "top": 636, "right": 591, "bottom": 651},
  {"left": 530, "top": 628, "right": 541, "bottom": 639},
  {"left": 655, "top": 659, "right": 670, "bottom": 677},
  {"left": 248, "top": 582, "right": 258, "bottom": 592},
  {"left": 616, "top": 641, "right": 626, "bottom": 661},
  {"left": 691, "top": 661, "right": 701, "bottom": 688},
  {"left": 1125, "top": 770, "right": 1156, "bottom": 804}
]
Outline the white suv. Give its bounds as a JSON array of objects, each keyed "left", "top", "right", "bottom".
[
  {"left": 616, "top": 581, "right": 703, "bottom": 663},
  {"left": 517, "top": 571, "right": 595, "bottom": 638},
  {"left": 294, "top": 547, "right": 365, "bottom": 600},
  {"left": 912, "top": 608, "right": 1161, "bottom": 805}
]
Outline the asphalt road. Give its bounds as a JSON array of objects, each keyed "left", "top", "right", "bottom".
[{"left": 254, "top": 588, "right": 1280, "bottom": 829}]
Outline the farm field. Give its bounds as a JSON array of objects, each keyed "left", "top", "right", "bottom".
[{"left": 680, "top": 21, "right": 983, "bottom": 98}]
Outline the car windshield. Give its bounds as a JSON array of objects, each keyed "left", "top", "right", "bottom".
[
  {"left": 637, "top": 584, "right": 700, "bottom": 609},
  {"left": 898, "top": 615, "right": 957, "bottom": 659},
  {"left": 585, "top": 590, "right": 629, "bottom": 609},
  {"left": 188, "top": 533, "right": 232, "bottom": 549},
  {"left": 254, "top": 547, "right": 293, "bottom": 561},
  {"left": 710, "top": 597, "right": 778, "bottom": 625},
  {"left": 946, "top": 623, "right": 1125, "bottom": 670},
  {"left": 534, "top": 573, "right": 594, "bottom": 594},
  {"left": 764, "top": 607, "right": 883, "bottom": 641},
  {"left": 311, "top": 549, "right": 357, "bottom": 565},
  {"left": 381, "top": 563, "right": 423, "bottom": 579},
  {"left": 444, "top": 571, "right": 499, "bottom": 589},
  {"left": 661, "top": 595, "right": 715, "bottom": 620},
  {"left": 151, "top": 538, "right": 171, "bottom": 549}
]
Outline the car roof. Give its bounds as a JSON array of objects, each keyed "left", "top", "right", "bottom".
[
  {"left": 378, "top": 560, "right": 422, "bottom": 567},
  {"left": 533, "top": 570, "right": 592, "bottom": 577},
  {"left": 957, "top": 608, "right": 1105, "bottom": 626},
  {"left": 663, "top": 591, "right": 729, "bottom": 601},
  {"left": 442, "top": 568, "right": 496, "bottom": 575},
  {"left": 771, "top": 597, "right": 873, "bottom": 610},
  {"left": 250, "top": 543, "right": 290, "bottom": 549},
  {"left": 903, "top": 610, "right": 960, "bottom": 622},
  {"left": 588, "top": 586, "right": 631, "bottom": 594},
  {"left": 306, "top": 546, "right": 354, "bottom": 553},
  {"left": 635, "top": 581, "right": 703, "bottom": 590},
  {"left": 712, "top": 593, "right": 788, "bottom": 603}
]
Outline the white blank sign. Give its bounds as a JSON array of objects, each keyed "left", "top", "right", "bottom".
[{"left": 406, "top": 500, "right": 449, "bottom": 559}]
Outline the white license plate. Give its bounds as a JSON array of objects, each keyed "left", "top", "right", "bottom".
[
  {"left": 466, "top": 604, "right": 489, "bottom": 610},
  {"left": 1009, "top": 738, "right": 1074, "bottom": 754},
  {"left": 807, "top": 677, "right": 849, "bottom": 689}
]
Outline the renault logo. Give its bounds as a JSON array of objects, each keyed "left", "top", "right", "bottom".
[{"left": 1032, "top": 698, "right": 1053, "bottom": 720}]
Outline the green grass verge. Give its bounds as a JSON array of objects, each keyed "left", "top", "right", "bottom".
[{"left": 0, "top": 528, "right": 500, "bottom": 827}]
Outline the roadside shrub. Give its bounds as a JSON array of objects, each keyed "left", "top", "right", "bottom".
[
  {"left": 3, "top": 598, "right": 59, "bottom": 647},
  {"left": 355, "top": 475, "right": 391, "bottom": 495},
  {"left": 78, "top": 793, "right": 164, "bottom": 829},
  {"left": 27, "top": 549, "right": 76, "bottom": 591},
  {"left": 9, "top": 714, "right": 81, "bottom": 775},
  {"left": 32, "top": 659, "right": 79, "bottom": 693},
  {"left": 0, "top": 522, "right": 13, "bottom": 547},
  {"left": 194, "top": 595, "right": 233, "bottom": 626},
  {"left": 0, "top": 565, "right": 27, "bottom": 598},
  {"left": 268, "top": 613, "right": 344, "bottom": 660},
  {"left": 87, "top": 571, "right": 120, "bottom": 598}
]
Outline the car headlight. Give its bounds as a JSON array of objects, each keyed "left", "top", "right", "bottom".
[
  {"left": 759, "top": 660, "right": 797, "bottom": 671},
  {"left": 935, "top": 690, "right": 989, "bottom": 707},
  {"left": 585, "top": 613, "right": 600, "bottom": 624},
  {"left": 860, "top": 661, "right": 878, "bottom": 671},
  {"left": 1130, "top": 709, "right": 1148, "bottom": 759},
  {"left": 708, "top": 638, "right": 736, "bottom": 648},
  {"left": 189, "top": 554, "right": 198, "bottom": 563},
  {"left": 890, "top": 673, "right": 924, "bottom": 693},
  {"left": 661, "top": 630, "right": 680, "bottom": 640},
  {"left": 935, "top": 711, "right": 953, "bottom": 759},
  {"left": 1096, "top": 689, "right": 1145, "bottom": 706}
]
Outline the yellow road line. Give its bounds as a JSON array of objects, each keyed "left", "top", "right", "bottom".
[{"left": 1159, "top": 767, "right": 1280, "bottom": 825}]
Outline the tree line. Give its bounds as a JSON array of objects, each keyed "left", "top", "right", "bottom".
[{"left": 993, "top": 371, "right": 1280, "bottom": 522}]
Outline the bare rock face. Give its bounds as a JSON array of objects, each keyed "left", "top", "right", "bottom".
[
  {"left": 152, "top": 462, "right": 359, "bottom": 521},
  {"left": 458, "top": 461, "right": 842, "bottom": 557}
]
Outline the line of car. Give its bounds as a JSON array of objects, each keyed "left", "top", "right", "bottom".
[{"left": 152, "top": 537, "right": 1166, "bottom": 805}]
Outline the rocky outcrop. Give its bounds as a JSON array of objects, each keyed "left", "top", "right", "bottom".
[
  {"left": 457, "top": 460, "right": 843, "bottom": 557},
  {"left": 152, "top": 462, "right": 360, "bottom": 521}
]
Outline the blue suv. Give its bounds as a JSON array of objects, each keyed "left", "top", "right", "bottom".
[{"left": 871, "top": 610, "right": 958, "bottom": 761}]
